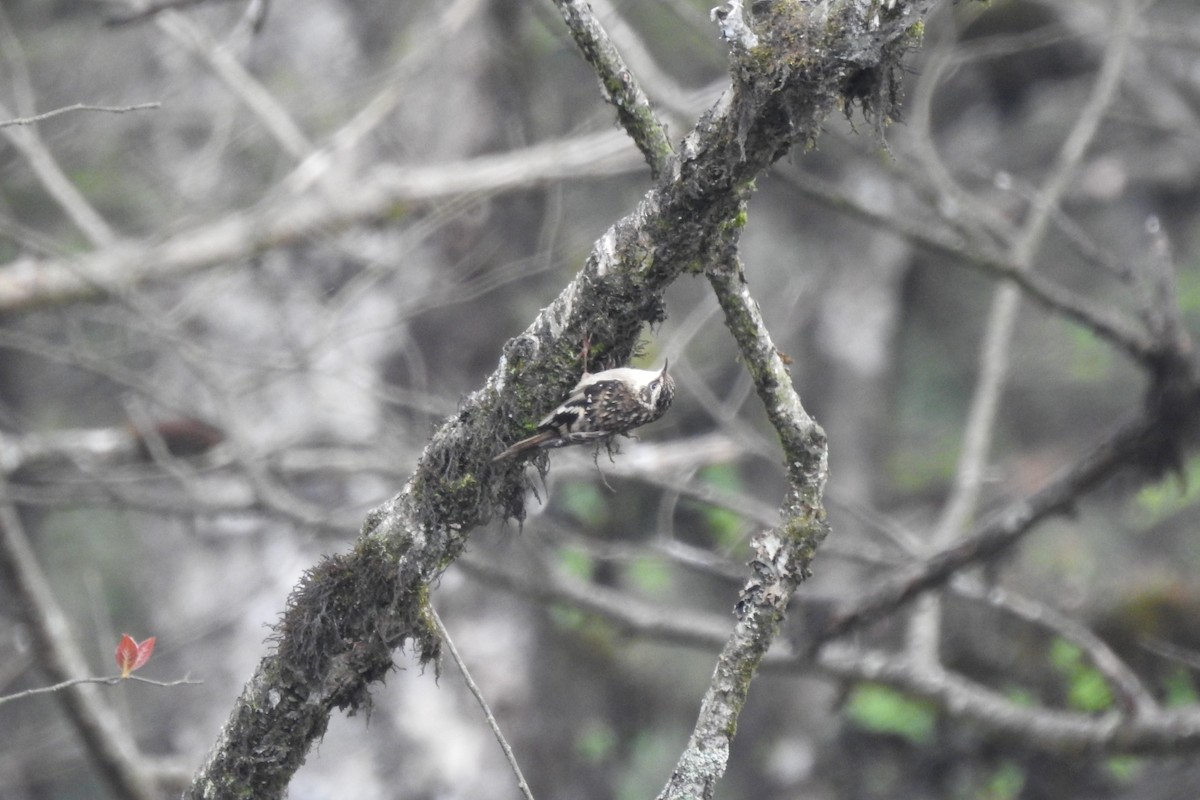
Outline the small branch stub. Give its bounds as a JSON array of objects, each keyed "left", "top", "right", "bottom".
[{"left": 712, "top": 0, "right": 759, "bottom": 50}]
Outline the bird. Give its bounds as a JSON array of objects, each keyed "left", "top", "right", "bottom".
[{"left": 492, "top": 360, "right": 675, "bottom": 461}]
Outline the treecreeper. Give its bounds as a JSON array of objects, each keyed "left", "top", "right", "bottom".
[{"left": 492, "top": 360, "right": 674, "bottom": 461}]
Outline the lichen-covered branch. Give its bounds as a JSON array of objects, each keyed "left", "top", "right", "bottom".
[
  {"left": 550, "top": 0, "right": 673, "bottom": 177},
  {"left": 654, "top": 246, "right": 829, "bottom": 800},
  {"left": 185, "top": 2, "right": 937, "bottom": 796}
]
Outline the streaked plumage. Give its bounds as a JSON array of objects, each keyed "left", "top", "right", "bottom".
[{"left": 493, "top": 361, "right": 674, "bottom": 461}]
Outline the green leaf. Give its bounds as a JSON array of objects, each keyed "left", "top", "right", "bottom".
[
  {"left": 1163, "top": 666, "right": 1198, "bottom": 707},
  {"left": 1003, "top": 686, "right": 1038, "bottom": 707},
  {"left": 703, "top": 507, "right": 743, "bottom": 546},
  {"left": 1104, "top": 755, "right": 1142, "bottom": 783},
  {"left": 559, "top": 549, "right": 594, "bottom": 581},
  {"left": 1131, "top": 453, "right": 1200, "bottom": 528},
  {"left": 697, "top": 465, "right": 746, "bottom": 545},
  {"left": 699, "top": 463, "right": 741, "bottom": 492},
  {"left": 844, "top": 683, "right": 936, "bottom": 744},
  {"left": 548, "top": 604, "right": 585, "bottom": 629},
  {"left": 575, "top": 721, "right": 617, "bottom": 763},
  {"left": 560, "top": 481, "right": 610, "bottom": 526},
  {"left": 979, "top": 761, "right": 1025, "bottom": 800},
  {"left": 1067, "top": 669, "right": 1113, "bottom": 712},
  {"left": 1049, "top": 639, "right": 1113, "bottom": 712},
  {"left": 626, "top": 556, "right": 671, "bottom": 593},
  {"left": 1049, "top": 638, "right": 1083, "bottom": 671}
]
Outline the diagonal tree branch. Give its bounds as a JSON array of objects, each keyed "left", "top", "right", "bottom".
[
  {"left": 549, "top": 0, "right": 674, "bottom": 177},
  {"left": 809, "top": 406, "right": 1194, "bottom": 651},
  {"left": 184, "top": 2, "right": 935, "bottom": 796},
  {"left": 652, "top": 243, "right": 829, "bottom": 800}
]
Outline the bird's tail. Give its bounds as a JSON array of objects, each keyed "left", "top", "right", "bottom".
[{"left": 491, "top": 430, "right": 557, "bottom": 462}]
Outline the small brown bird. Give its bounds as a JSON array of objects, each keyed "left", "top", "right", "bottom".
[{"left": 492, "top": 361, "right": 675, "bottom": 461}]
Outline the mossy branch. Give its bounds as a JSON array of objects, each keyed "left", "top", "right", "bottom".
[{"left": 185, "top": 2, "right": 937, "bottom": 797}]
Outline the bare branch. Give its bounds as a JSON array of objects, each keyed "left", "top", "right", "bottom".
[
  {"left": 0, "top": 99, "right": 117, "bottom": 247},
  {"left": 0, "top": 102, "right": 161, "bottom": 128},
  {"left": 152, "top": 9, "right": 313, "bottom": 159},
  {"left": 909, "top": 0, "right": 1140, "bottom": 665},
  {"left": 283, "top": 0, "right": 485, "bottom": 193},
  {"left": 776, "top": 166, "right": 1158, "bottom": 362},
  {"left": 0, "top": 674, "right": 203, "bottom": 708},
  {"left": 550, "top": 0, "right": 673, "bottom": 177},
  {"left": 430, "top": 606, "right": 536, "bottom": 800},
  {"left": 953, "top": 578, "right": 1157, "bottom": 716},
  {"left": 1143, "top": 638, "right": 1200, "bottom": 673},
  {"left": 816, "top": 643, "right": 1200, "bottom": 753}
]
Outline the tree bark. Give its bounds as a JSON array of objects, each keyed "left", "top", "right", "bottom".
[{"left": 185, "top": 2, "right": 937, "bottom": 796}]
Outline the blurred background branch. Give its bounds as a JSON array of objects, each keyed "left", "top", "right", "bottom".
[{"left": 1, "top": 0, "right": 1200, "bottom": 798}]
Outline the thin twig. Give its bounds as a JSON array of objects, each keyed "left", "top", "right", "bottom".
[
  {"left": 0, "top": 674, "right": 203, "bottom": 707},
  {"left": 1142, "top": 637, "right": 1200, "bottom": 672},
  {"left": 585, "top": 0, "right": 705, "bottom": 127},
  {"left": 429, "top": 605, "right": 535, "bottom": 800},
  {"left": 152, "top": 9, "right": 312, "bottom": 159},
  {"left": 283, "top": 0, "right": 484, "bottom": 193},
  {"left": 0, "top": 99, "right": 118, "bottom": 247},
  {"left": 0, "top": 102, "right": 162, "bottom": 128}
]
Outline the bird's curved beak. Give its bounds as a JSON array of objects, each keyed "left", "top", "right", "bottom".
[{"left": 660, "top": 359, "right": 669, "bottom": 378}]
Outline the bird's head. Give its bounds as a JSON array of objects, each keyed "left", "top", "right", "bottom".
[{"left": 642, "top": 360, "right": 675, "bottom": 419}]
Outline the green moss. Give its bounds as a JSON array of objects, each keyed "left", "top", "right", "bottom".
[
  {"left": 448, "top": 473, "right": 477, "bottom": 496},
  {"left": 412, "top": 584, "right": 442, "bottom": 666},
  {"left": 360, "top": 506, "right": 387, "bottom": 537}
]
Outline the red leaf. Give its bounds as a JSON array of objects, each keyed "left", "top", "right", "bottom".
[{"left": 115, "top": 634, "right": 156, "bottom": 678}]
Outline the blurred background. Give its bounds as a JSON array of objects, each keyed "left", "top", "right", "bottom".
[{"left": 2, "top": 0, "right": 1200, "bottom": 798}]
